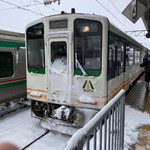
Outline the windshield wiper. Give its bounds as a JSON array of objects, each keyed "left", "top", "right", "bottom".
[{"left": 75, "top": 53, "right": 88, "bottom": 76}]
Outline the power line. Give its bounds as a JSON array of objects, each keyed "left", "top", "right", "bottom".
[
  {"left": 109, "top": 0, "right": 135, "bottom": 31},
  {"left": 95, "top": 0, "right": 148, "bottom": 47},
  {"left": 0, "top": 0, "right": 45, "bottom": 16},
  {"left": 95, "top": 0, "right": 131, "bottom": 31},
  {"left": 0, "top": 2, "right": 43, "bottom": 11},
  {"left": 32, "top": 0, "right": 42, "bottom": 15},
  {"left": 108, "top": 0, "right": 146, "bottom": 45},
  {"left": 34, "top": 0, "right": 60, "bottom": 13},
  {"left": 0, "top": 0, "right": 60, "bottom": 15}
]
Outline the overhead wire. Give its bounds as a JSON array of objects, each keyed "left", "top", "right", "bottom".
[
  {"left": 0, "top": 0, "right": 45, "bottom": 16},
  {"left": 109, "top": 0, "right": 146, "bottom": 45},
  {"left": 95, "top": 0, "right": 131, "bottom": 31},
  {"left": 109, "top": 0, "right": 144, "bottom": 42},
  {"left": 34, "top": 0, "right": 60, "bottom": 13},
  {"left": 0, "top": 2, "right": 42, "bottom": 11},
  {"left": 96, "top": 0, "right": 148, "bottom": 47},
  {"left": 32, "top": 0, "right": 42, "bottom": 15},
  {"left": 0, "top": 0, "right": 60, "bottom": 32},
  {"left": 109, "top": 0, "right": 135, "bottom": 31}
]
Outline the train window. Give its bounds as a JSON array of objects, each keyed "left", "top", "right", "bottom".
[
  {"left": 108, "top": 34, "right": 116, "bottom": 79},
  {"left": 51, "top": 41, "right": 67, "bottom": 73},
  {"left": 117, "top": 42, "right": 124, "bottom": 74},
  {"left": 0, "top": 52, "right": 14, "bottom": 78},
  {"left": 74, "top": 19, "right": 102, "bottom": 77},
  {"left": 126, "top": 45, "right": 134, "bottom": 68},
  {"left": 108, "top": 33, "right": 124, "bottom": 79},
  {"left": 27, "top": 23, "right": 45, "bottom": 74},
  {"left": 135, "top": 49, "right": 140, "bottom": 65}
]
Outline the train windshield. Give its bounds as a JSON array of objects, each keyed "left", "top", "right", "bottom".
[
  {"left": 74, "top": 19, "right": 102, "bottom": 77},
  {"left": 27, "top": 23, "right": 45, "bottom": 74}
]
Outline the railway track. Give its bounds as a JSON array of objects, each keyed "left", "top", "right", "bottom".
[
  {"left": 21, "top": 130, "right": 50, "bottom": 150},
  {"left": 0, "top": 103, "right": 29, "bottom": 117}
]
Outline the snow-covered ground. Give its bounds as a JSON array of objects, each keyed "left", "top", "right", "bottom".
[
  {"left": 124, "top": 105, "right": 150, "bottom": 149},
  {"left": 0, "top": 107, "right": 70, "bottom": 150},
  {"left": 0, "top": 104, "right": 150, "bottom": 149}
]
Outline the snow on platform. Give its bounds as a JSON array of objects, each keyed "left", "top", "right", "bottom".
[{"left": 125, "top": 75, "right": 150, "bottom": 149}]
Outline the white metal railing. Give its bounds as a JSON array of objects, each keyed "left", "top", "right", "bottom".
[{"left": 64, "top": 89, "right": 125, "bottom": 150}]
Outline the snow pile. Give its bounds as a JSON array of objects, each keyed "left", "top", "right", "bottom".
[
  {"left": 124, "top": 105, "right": 150, "bottom": 149},
  {"left": 51, "top": 58, "right": 67, "bottom": 74}
]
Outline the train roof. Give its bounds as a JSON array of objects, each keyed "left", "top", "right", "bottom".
[
  {"left": 0, "top": 30, "right": 24, "bottom": 42},
  {"left": 109, "top": 22, "right": 145, "bottom": 49}
]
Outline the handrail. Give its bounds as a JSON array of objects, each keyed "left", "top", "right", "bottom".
[{"left": 64, "top": 89, "right": 125, "bottom": 150}]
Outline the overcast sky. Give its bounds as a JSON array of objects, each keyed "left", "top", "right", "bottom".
[{"left": 0, "top": 0, "right": 149, "bottom": 48}]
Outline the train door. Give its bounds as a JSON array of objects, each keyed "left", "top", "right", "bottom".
[{"left": 46, "top": 32, "right": 72, "bottom": 104}]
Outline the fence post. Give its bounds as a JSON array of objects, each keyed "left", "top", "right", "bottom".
[{"left": 120, "top": 93, "right": 125, "bottom": 150}]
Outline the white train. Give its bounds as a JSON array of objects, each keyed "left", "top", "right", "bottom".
[{"left": 26, "top": 11, "right": 146, "bottom": 134}]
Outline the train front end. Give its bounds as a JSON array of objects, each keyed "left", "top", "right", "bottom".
[{"left": 26, "top": 13, "right": 108, "bottom": 134}]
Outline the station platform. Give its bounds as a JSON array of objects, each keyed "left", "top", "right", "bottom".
[{"left": 125, "top": 74, "right": 150, "bottom": 149}]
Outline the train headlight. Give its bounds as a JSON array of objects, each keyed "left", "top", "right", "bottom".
[
  {"left": 34, "top": 30, "right": 42, "bottom": 35},
  {"left": 81, "top": 26, "right": 90, "bottom": 32}
]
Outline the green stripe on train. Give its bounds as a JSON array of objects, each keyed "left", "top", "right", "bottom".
[
  {"left": 0, "top": 80, "right": 26, "bottom": 89},
  {"left": 0, "top": 40, "right": 25, "bottom": 48},
  {"left": 74, "top": 70, "right": 101, "bottom": 77}
]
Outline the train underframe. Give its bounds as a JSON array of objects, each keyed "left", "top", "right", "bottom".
[
  {"left": 31, "top": 100, "right": 74, "bottom": 123},
  {"left": 31, "top": 100, "right": 98, "bottom": 134}
]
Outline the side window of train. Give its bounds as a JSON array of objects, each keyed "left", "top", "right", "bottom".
[
  {"left": 0, "top": 52, "right": 14, "bottom": 78},
  {"left": 126, "top": 44, "right": 134, "bottom": 69},
  {"left": 108, "top": 33, "right": 124, "bottom": 80},
  {"left": 135, "top": 48, "right": 140, "bottom": 65},
  {"left": 117, "top": 41, "right": 124, "bottom": 75},
  {"left": 108, "top": 34, "right": 116, "bottom": 79},
  {"left": 74, "top": 19, "right": 102, "bottom": 77}
]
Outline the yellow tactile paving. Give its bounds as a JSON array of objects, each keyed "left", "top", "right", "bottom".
[
  {"left": 136, "top": 125, "right": 150, "bottom": 150},
  {"left": 136, "top": 91, "right": 150, "bottom": 150},
  {"left": 145, "top": 92, "right": 150, "bottom": 113}
]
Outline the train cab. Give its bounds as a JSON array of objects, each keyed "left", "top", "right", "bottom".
[{"left": 26, "top": 12, "right": 145, "bottom": 133}]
